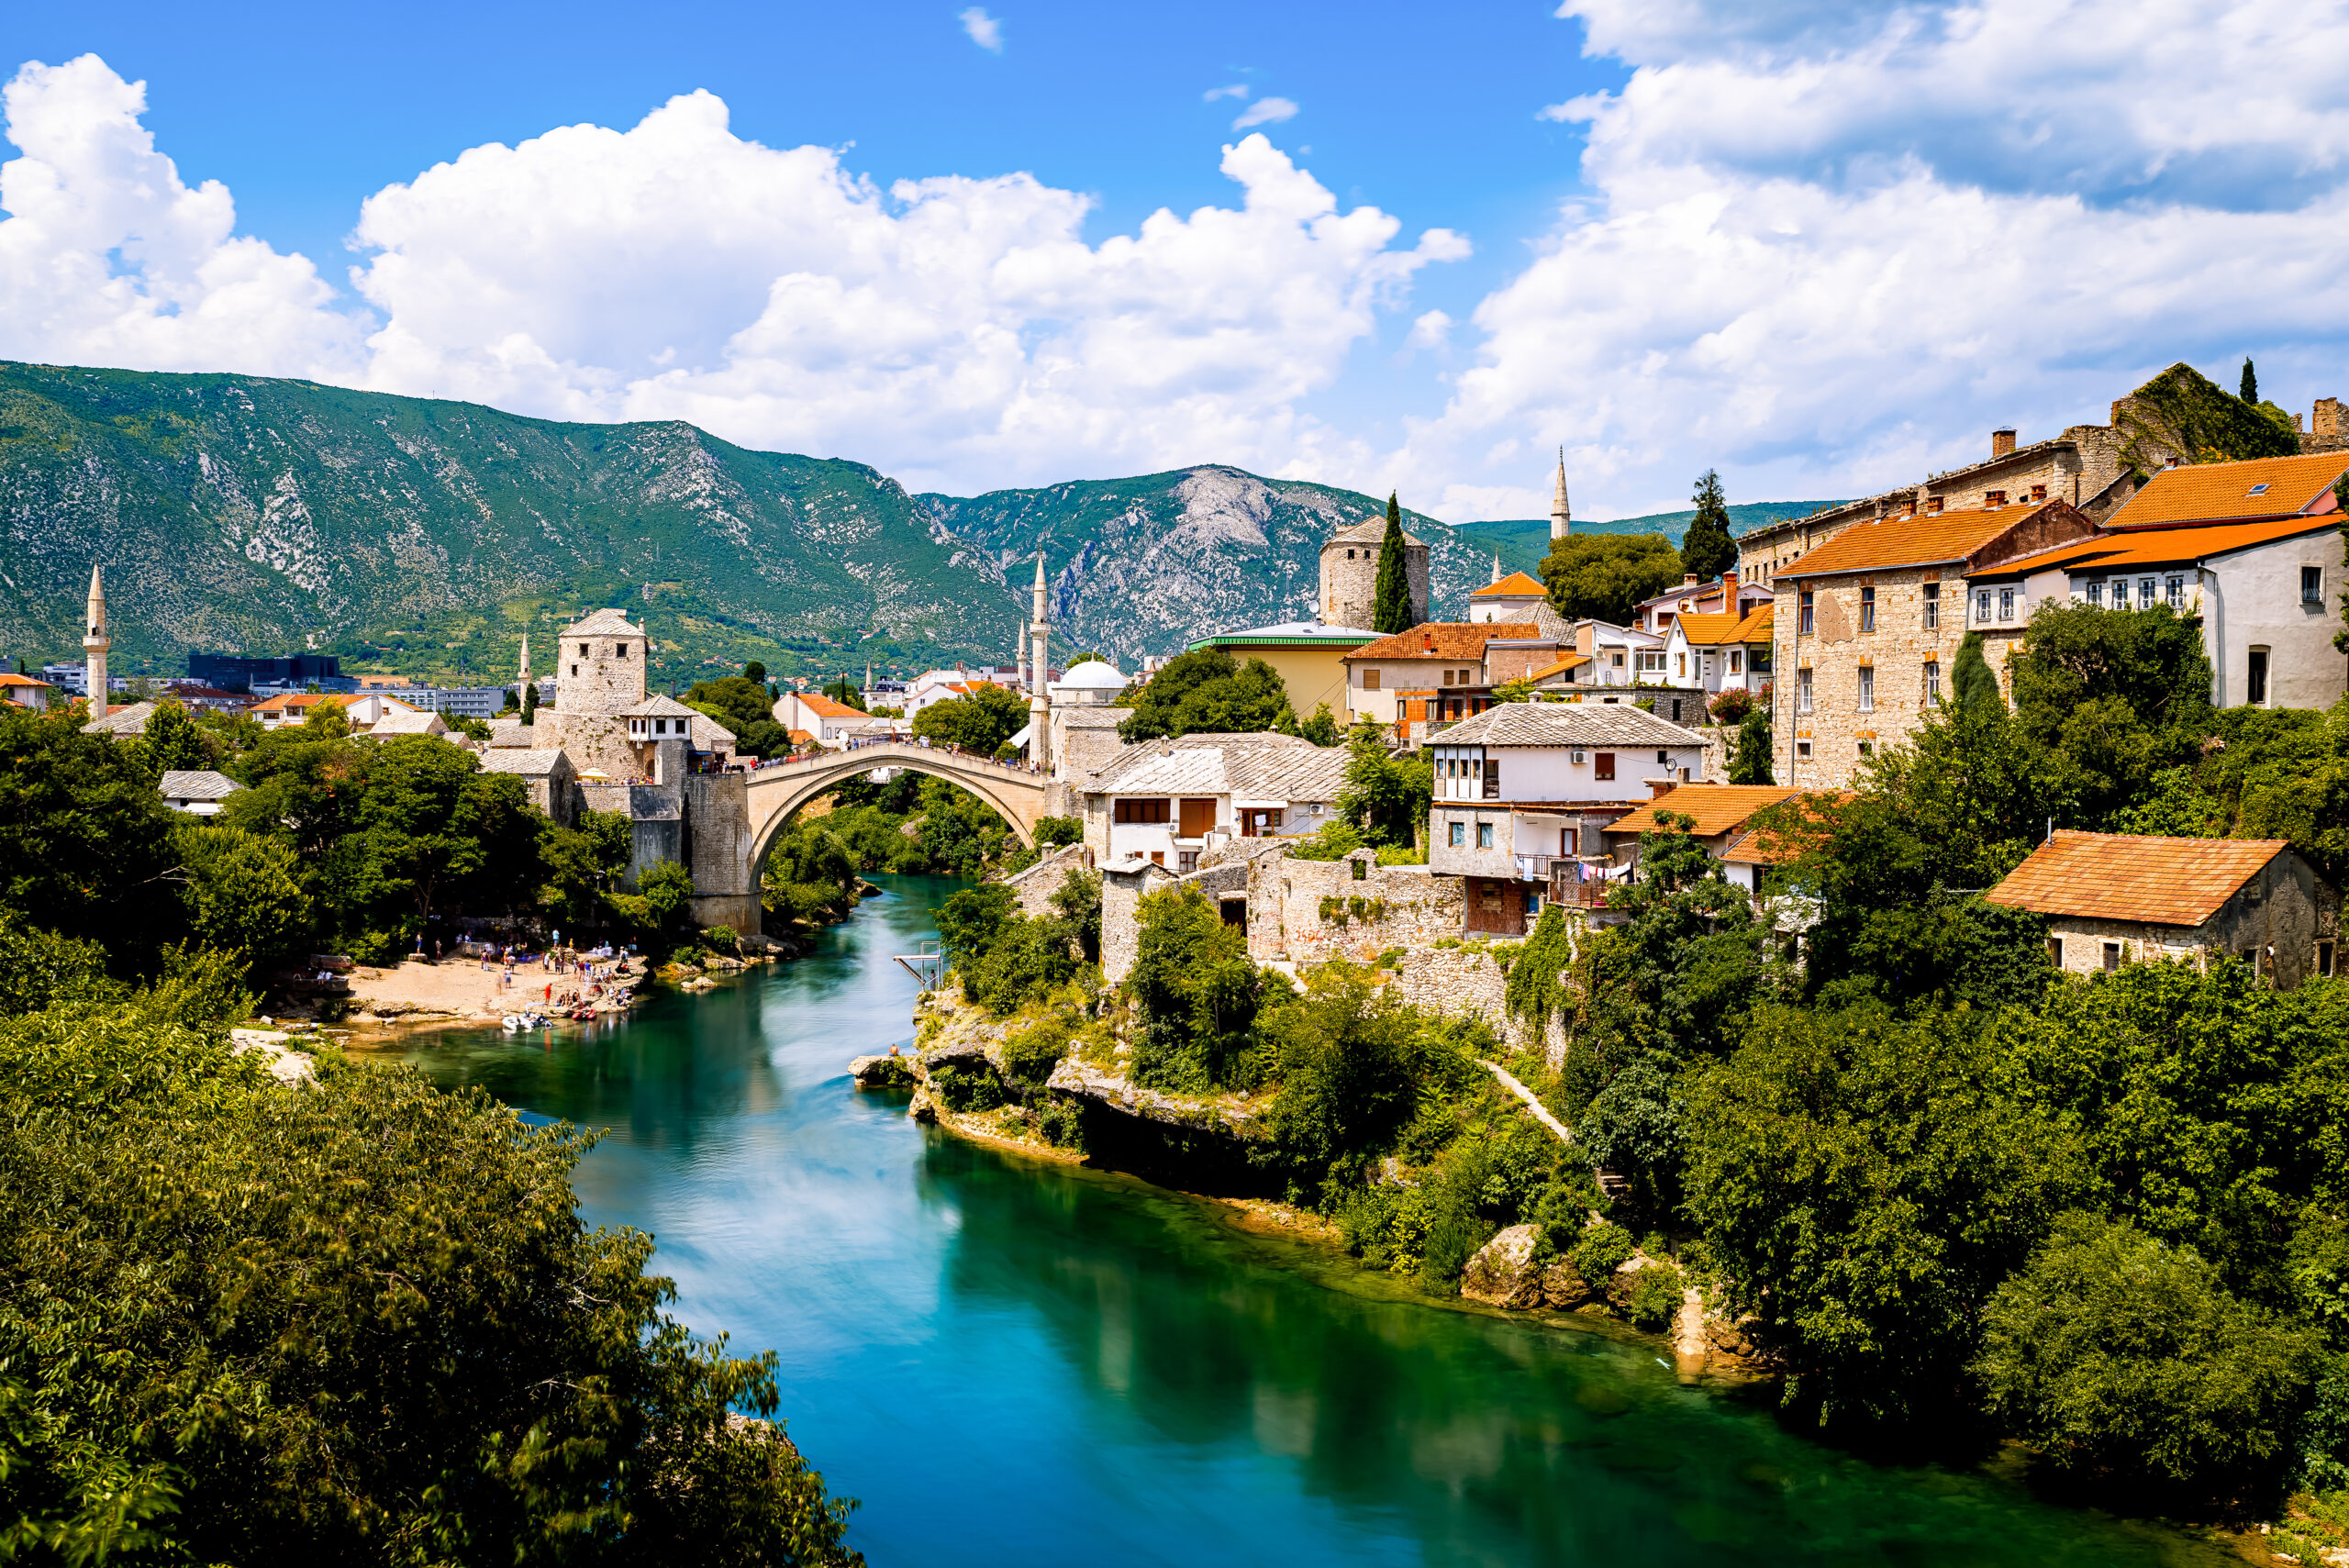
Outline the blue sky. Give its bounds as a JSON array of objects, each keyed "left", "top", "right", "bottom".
[{"left": 5, "top": 1, "right": 2347, "bottom": 519}]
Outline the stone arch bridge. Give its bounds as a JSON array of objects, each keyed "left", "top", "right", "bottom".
[{"left": 741, "top": 741, "right": 1056, "bottom": 873}]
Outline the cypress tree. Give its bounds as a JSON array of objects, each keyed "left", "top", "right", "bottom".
[
  {"left": 521, "top": 682, "right": 539, "bottom": 725},
  {"left": 1681, "top": 469, "right": 1737, "bottom": 584},
  {"left": 2241, "top": 358, "right": 2259, "bottom": 404},
  {"left": 1953, "top": 630, "right": 2003, "bottom": 710},
  {"left": 1372, "top": 493, "right": 1415, "bottom": 634}
]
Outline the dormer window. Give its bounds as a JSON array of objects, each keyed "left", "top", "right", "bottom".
[
  {"left": 2248, "top": 483, "right": 2271, "bottom": 495},
  {"left": 1986, "top": 489, "right": 2007, "bottom": 507}
]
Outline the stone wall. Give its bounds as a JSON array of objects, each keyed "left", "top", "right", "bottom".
[
  {"left": 1245, "top": 849, "right": 1464, "bottom": 965},
  {"left": 1100, "top": 861, "right": 1175, "bottom": 984},
  {"left": 1005, "top": 843, "right": 1089, "bottom": 918},
  {"left": 1775, "top": 565, "right": 1954, "bottom": 787},
  {"left": 1385, "top": 945, "right": 1567, "bottom": 1065}
]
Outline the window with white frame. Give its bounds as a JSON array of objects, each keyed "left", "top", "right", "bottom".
[
  {"left": 1797, "top": 667, "right": 1814, "bottom": 713},
  {"left": 1922, "top": 582, "right": 1939, "bottom": 629},
  {"left": 2165, "top": 575, "right": 2184, "bottom": 608},
  {"left": 2306, "top": 565, "right": 2325, "bottom": 605},
  {"left": 1998, "top": 586, "right": 2016, "bottom": 620},
  {"left": 1798, "top": 590, "right": 1815, "bottom": 635},
  {"left": 1796, "top": 739, "right": 1813, "bottom": 758},
  {"left": 1857, "top": 666, "right": 1875, "bottom": 711},
  {"left": 2087, "top": 581, "right": 2103, "bottom": 608},
  {"left": 1860, "top": 584, "right": 1876, "bottom": 632},
  {"left": 1924, "top": 661, "right": 1941, "bottom": 706},
  {"left": 2139, "top": 577, "right": 2156, "bottom": 609},
  {"left": 1976, "top": 589, "right": 1993, "bottom": 623}
]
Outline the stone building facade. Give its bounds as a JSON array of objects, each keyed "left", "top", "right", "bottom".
[
  {"left": 533, "top": 607, "right": 657, "bottom": 780},
  {"left": 1987, "top": 831, "right": 2340, "bottom": 989},
  {"left": 1773, "top": 501, "right": 2099, "bottom": 787},
  {"left": 1244, "top": 851, "right": 1465, "bottom": 967},
  {"left": 1319, "top": 517, "right": 1428, "bottom": 631}
]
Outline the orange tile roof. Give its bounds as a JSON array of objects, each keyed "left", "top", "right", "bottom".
[
  {"left": 2037, "top": 514, "right": 2339, "bottom": 573},
  {"left": 252, "top": 692, "right": 347, "bottom": 713},
  {"left": 1526, "top": 652, "right": 1592, "bottom": 680},
  {"left": 1346, "top": 622, "right": 1541, "bottom": 662},
  {"left": 1985, "top": 830, "right": 2292, "bottom": 928},
  {"left": 2110, "top": 451, "right": 2349, "bottom": 529},
  {"left": 1672, "top": 611, "right": 1748, "bottom": 647},
  {"left": 1778, "top": 506, "right": 2032, "bottom": 578},
  {"left": 799, "top": 693, "right": 869, "bottom": 718},
  {"left": 1727, "top": 603, "right": 1775, "bottom": 641},
  {"left": 0, "top": 673, "right": 51, "bottom": 688},
  {"left": 1604, "top": 784, "right": 1806, "bottom": 840},
  {"left": 1470, "top": 571, "right": 1549, "bottom": 598}
]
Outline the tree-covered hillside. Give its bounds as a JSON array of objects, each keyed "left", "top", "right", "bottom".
[{"left": 0, "top": 361, "right": 1019, "bottom": 687}]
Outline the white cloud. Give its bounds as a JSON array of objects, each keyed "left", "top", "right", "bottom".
[
  {"left": 1204, "top": 83, "right": 1251, "bottom": 102},
  {"left": 958, "top": 7, "right": 1003, "bottom": 53},
  {"left": 1407, "top": 309, "right": 1452, "bottom": 350},
  {"left": 1231, "top": 96, "right": 1299, "bottom": 131},
  {"left": 0, "top": 55, "right": 362, "bottom": 379},
  {"left": 0, "top": 58, "right": 1466, "bottom": 497},
  {"left": 1396, "top": 0, "right": 2349, "bottom": 521}
]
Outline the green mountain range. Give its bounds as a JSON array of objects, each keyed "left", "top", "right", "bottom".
[{"left": 0, "top": 361, "right": 1835, "bottom": 686}]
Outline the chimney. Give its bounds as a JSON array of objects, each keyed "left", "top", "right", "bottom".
[
  {"left": 1422, "top": 631, "right": 1435, "bottom": 652},
  {"left": 1991, "top": 428, "right": 2017, "bottom": 459},
  {"left": 1682, "top": 573, "right": 1700, "bottom": 587},
  {"left": 1648, "top": 778, "right": 1675, "bottom": 799}
]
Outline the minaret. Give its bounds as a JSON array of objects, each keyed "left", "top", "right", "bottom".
[
  {"left": 1549, "top": 447, "right": 1572, "bottom": 542},
  {"left": 518, "top": 632, "right": 530, "bottom": 689},
  {"left": 1028, "top": 552, "right": 1052, "bottom": 770},
  {"left": 1490, "top": 550, "right": 1502, "bottom": 585},
  {"left": 83, "top": 564, "right": 108, "bottom": 710}
]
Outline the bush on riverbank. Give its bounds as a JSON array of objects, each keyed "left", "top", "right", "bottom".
[{"left": 0, "top": 931, "right": 863, "bottom": 1565}]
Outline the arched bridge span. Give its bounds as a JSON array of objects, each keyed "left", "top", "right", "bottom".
[{"left": 740, "top": 741, "right": 1054, "bottom": 872}]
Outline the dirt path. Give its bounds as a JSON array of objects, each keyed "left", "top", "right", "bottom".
[{"left": 1477, "top": 1059, "right": 1576, "bottom": 1145}]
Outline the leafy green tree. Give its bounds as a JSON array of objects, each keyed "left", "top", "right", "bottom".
[
  {"left": 638, "top": 860, "right": 697, "bottom": 946},
  {"left": 1680, "top": 470, "right": 1736, "bottom": 584},
  {"left": 1033, "top": 815, "right": 1082, "bottom": 846},
  {"left": 1048, "top": 867, "right": 1102, "bottom": 965},
  {"left": 1682, "top": 1001, "right": 2088, "bottom": 1425},
  {"left": 1259, "top": 963, "right": 1452, "bottom": 1200},
  {"left": 541, "top": 810, "right": 637, "bottom": 930},
  {"left": 139, "top": 699, "right": 211, "bottom": 774},
  {"left": 1130, "top": 884, "right": 1262, "bottom": 1092},
  {"left": 737, "top": 718, "right": 790, "bottom": 759},
  {"left": 935, "top": 884, "right": 1016, "bottom": 976},
  {"left": 346, "top": 738, "right": 540, "bottom": 949},
  {"left": 912, "top": 683, "right": 1028, "bottom": 754},
  {"left": 1952, "top": 629, "right": 2002, "bottom": 710},
  {"left": 1977, "top": 1212, "right": 2317, "bottom": 1498},
  {"left": 1335, "top": 723, "right": 1431, "bottom": 848},
  {"left": 0, "top": 1002, "right": 861, "bottom": 1563},
  {"left": 912, "top": 778, "right": 1014, "bottom": 874},
  {"left": 521, "top": 680, "right": 539, "bottom": 724},
  {"left": 683, "top": 675, "right": 774, "bottom": 740},
  {"left": 2243, "top": 356, "right": 2259, "bottom": 403},
  {"left": 1372, "top": 494, "right": 1417, "bottom": 634},
  {"left": 0, "top": 705, "right": 181, "bottom": 958},
  {"left": 820, "top": 675, "right": 860, "bottom": 709},
  {"left": 445, "top": 712, "right": 493, "bottom": 742},
  {"left": 1730, "top": 706, "right": 1773, "bottom": 784},
  {"left": 2008, "top": 599, "right": 2212, "bottom": 824},
  {"left": 763, "top": 820, "right": 860, "bottom": 927},
  {"left": 1539, "top": 533, "right": 1683, "bottom": 626},
  {"left": 1115, "top": 649, "right": 1296, "bottom": 742},
  {"left": 743, "top": 660, "right": 768, "bottom": 684},
  {"left": 1299, "top": 703, "right": 1342, "bottom": 746},
  {"left": 172, "top": 819, "right": 313, "bottom": 967}
]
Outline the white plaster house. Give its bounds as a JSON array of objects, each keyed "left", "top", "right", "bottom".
[{"left": 1080, "top": 732, "right": 1349, "bottom": 873}]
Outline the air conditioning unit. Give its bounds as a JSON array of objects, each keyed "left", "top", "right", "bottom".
[{"left": 1571, "top": 749, "right": 1587, "bottom": 765}]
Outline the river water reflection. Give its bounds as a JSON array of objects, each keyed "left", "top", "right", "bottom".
[{"left": 390, "top": 875, "right": 2225, "bottom": 1567}]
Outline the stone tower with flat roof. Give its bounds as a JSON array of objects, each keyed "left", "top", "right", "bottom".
[{"left": 1319, "top": 515, "right": 1427, "bottom": 630}]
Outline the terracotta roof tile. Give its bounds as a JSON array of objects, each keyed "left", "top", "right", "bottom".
[
  {"left": 1984, "top": 830, "right": 2292, "bottom": 927},
  {"left": 1347, "top": 622, "right": 1539, "bottom": 662},
  {"left": 1727, "top": 603, "right": 1775, "bottom": 641},
  {"left": 1778, "top": 506, "right": 2027, "bottom": 578},
  {"left": 797, "top": 694, "right": 868, "bottom": 718},
  {"left": 2110, "top": 452, "right": 2349, "bottom": 529},
  {"left": 1672, "top": 611, "right": 1747, "bottom": 647},
  {"left": 1603, "top": 784, "right": 1805, "bottom": 839},
  {"left": 2009, "top": 514, "right": 2343, "bottom": 575},
  {"left": 1471, "top": 572, "right": 1549, "bottom": 598}
]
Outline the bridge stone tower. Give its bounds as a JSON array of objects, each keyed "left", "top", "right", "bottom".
[
  {"left": 83, "top": 565, "right": 108, "bottom": 707},
  {"left": 534, "top": 606, "right": 649, "bottom": 779},
  {"left": 1319, "top": 514, "right": 1427, "bottom": 630}
]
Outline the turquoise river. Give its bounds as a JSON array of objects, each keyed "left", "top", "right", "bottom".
[{"left": 390, "top": 874, "right": 2233, "bottom": 1567}]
